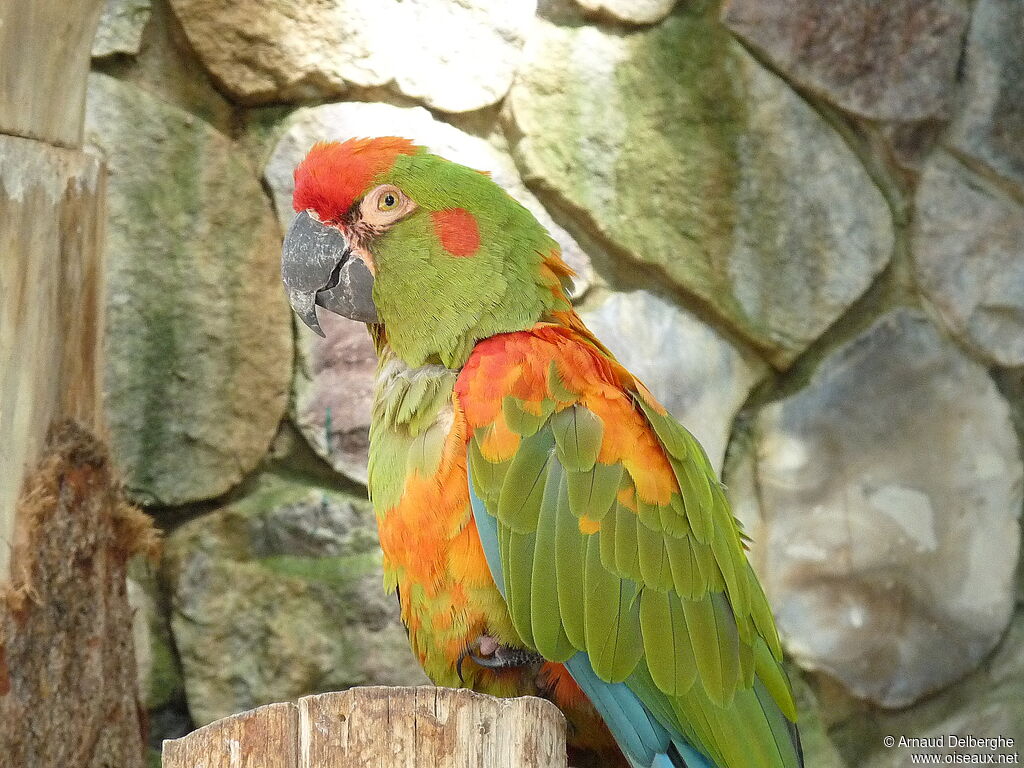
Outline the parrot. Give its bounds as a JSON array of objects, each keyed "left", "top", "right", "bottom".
[{"left": 280, "top": 137, "right": 802, "bottom": 768}]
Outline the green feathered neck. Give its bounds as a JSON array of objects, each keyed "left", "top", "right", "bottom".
[{"left": 367, "top": 151, "right": 573, "bottom": 370}]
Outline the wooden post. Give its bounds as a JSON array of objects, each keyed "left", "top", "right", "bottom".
[
  {"left": 162, "top": 686, "right": 568, "bottom": 768},
  {"left": 0, "top": 0, "right": 104, "bottom": 146},
  {"left": 0, "top": 0, "right": 107, "bottom": 586},
  {"left": 0, "top": 1, "right": 154, "bottom": 766}
]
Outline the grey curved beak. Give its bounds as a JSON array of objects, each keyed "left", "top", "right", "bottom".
[{"left": 281, "top": 210, "right": 379, "bottom": 337}]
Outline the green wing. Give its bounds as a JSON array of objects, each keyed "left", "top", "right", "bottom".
[{"left": 464, "top": 357, "right": 800, "bottom": 768}]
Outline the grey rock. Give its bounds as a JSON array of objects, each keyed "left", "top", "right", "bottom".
[
  {"left": 292, "top": 312, "right": 377, "bottom": 486},
  {"left": 168, "top": 0, "right": 535, "bottom": 112},
  {"left": 859, "top": 612, "right": 1024, "bottom": 766},
  {"left": 580, "top": 290, "right": 767, "bottom": 473},
  {"left": 823, "top": 608, "right": 1024, "bottom": 767},
  {"left": 85, "top": 73, "right": 292, "bottom": 505},
  {"left": 913, "top": 151, "right": 1024, "bottom": 366},
  {"left": 127, "top": 578, "right": 151, "bottom": 703},
  {"left": 508, "top": 14, "right": 893, "bottom": 366},
  {"left": 92, "top": 0, "right": 151, "bottom": 58},
  {"left": 163, "top": 476, "right": 427, "bottom": 726},
  {"left": 948, "top": 0, "right": 1024, "bottom": 189},
  {"left": 731, "top": 309, "right": 1023, "bottom": 707},
  {"left": 722, "top": 0, "right": 968, "bottom": 122}
]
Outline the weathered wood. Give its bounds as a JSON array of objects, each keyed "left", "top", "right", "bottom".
[
  {"left": 0, "top": 0, "right": 105, "bottom": 147},
  {"left": 163, "top": 687, "right": 567, "bottom": 768},
  {"left": 0, "top": 422, "right": 156, "bottom": 768},
  {"left": 0, "top": 5, "right": 151, "bottom": 764},
  {"left": 162, "top": 701, "right": 300, "bottom": 768},
  {"left": 0, "top": 134, "right": 106, "bottom": 583}
]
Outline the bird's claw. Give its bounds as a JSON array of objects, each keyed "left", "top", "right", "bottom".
[{"left": 456, "top": 635, "right": 544, "bottom": 682}]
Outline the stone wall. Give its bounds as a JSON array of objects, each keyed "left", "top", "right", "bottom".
[{"left": 85, "top": 0, "right": 1023, "bottom": 765}]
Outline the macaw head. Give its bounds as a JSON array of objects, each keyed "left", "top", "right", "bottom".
[{"left": 282, "top": 137, "right": 575, "bottom": 368}]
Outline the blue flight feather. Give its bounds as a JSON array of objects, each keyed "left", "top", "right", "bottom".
[{"left": 469, "top": 475, "right": 506, "bottom": 597}]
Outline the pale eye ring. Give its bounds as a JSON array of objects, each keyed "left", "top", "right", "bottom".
[{"left": 361, "top": 184, "right": 414, "bottom": 225}]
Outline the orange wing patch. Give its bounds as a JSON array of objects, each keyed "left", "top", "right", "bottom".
[{"left": 456, "top": 324, "right": 679, "bottom": 509}]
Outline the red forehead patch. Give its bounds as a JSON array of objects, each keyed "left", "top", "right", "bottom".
[
  {"left": 432, "top": 208, "right": 480, "bottom": 257},
  {"left": 293, "top": 137, "right": 417, "bottom": 222}
]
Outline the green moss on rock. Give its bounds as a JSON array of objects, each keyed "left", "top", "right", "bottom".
[
  {"left": 162, "top": 475, "right": 426, "bottom": 726},
  {"left": 85, "top": 73, "right": 293, "bottom": 506},
  {"left": 508, "top": 9, "right": 894, "bottom": 365}
]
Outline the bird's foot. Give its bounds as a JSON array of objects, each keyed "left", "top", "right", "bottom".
[{"left": 456, "top": 635, "right": 543, "bottom": 681}]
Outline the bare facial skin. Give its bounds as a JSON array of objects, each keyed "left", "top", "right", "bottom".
[{"left": 343, "top": 184, "right": 417, "bottom": 274}]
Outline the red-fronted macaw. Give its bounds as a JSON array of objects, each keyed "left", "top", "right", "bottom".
[{"left": 281, "top": 137, "right": 802, "bottom": 768}]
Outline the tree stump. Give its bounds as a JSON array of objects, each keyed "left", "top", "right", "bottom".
[{"left": 162, "top": 686, "right": 568, "bottom": 768}]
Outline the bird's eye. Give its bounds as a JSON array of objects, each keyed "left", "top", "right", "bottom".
[{"left": 361, "top": 184, "right": 413, "bottom": 225}]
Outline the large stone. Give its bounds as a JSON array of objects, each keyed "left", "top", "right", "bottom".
[
  {"left": 95, "top": 0, "right": 236, "bottom": 134},
  {"left": 913, "top": 152, "right": 1024, "bottom": 367},
  {"left": 853, "top": 610, "right": 1024, "bottom": 767},
  {"left": 508, "top": 13, "right": 894, "bottom": 366},
  {"left": 721, "top": 0, "right": 968, "bottom": 122},
  {"left": 948, "top": 0, "right": 1024, "bottom": 189},
  {"left": 92, "top": 0, "right": 152, "bottom": 58},
  {"left": 85, "top": 73, "right": 292, "bottom": 506},
  {"left": 163, "top": 476, "right": 427, "bottom": 726},
  {"left": 574, "top": 0, "right": 676, "bottom": 25},
  {"left": 580, "top": 290, "right": 767, "bottom": 473},
  {"left": 168, "top": 0, "right": 535, "bottom": 112},
  {"left": 292, "top": 312, "right": 377, "bottom": 485},
  {"left": 730, "top": 309, "right": 1022, "bottom": 707}
]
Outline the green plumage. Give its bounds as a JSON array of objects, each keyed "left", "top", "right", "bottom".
[
  {"left": 566, "top": 463, "right": 621, "bottom": 521},
  {"left": 329, "top": 140, "right": 801, "bottom": 768},
  {"left": 370, "top": 153, "right": 570, "bottom": 369},
  {"left": 467, "top": 390, "right": 799, "bottom": 768}
]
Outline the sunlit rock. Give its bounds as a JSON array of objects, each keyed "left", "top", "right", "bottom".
[
  {"left": 92, "top": 0, "right": 151, "bottom": 58},
  {"left": 913, "top": 151, "right": 1024, "bottom": 366},
  {"left": 85, "top": 73, "right": 292, "bottom": 506},
  {"left": 730, "top": 309, "right": 1022, "bottom": 707},
  {"left": 168, "top": 0, "right": 536, "bottom": 112},
  {"left": 508, "top": 11, "right": 893, "bottom": 366},
  {"left": 574, "top": 0, "right": 676, "bottom": 25},
  {"left": 581, "top": 290, "right": 767, "bottom": 473},
  {"left": 163, "top": 475, "right": 428, "bottom": 726}
]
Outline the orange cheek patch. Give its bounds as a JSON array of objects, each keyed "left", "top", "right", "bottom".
[{"left": 432, "top": 208, "right": 480, "bottom": 257}]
